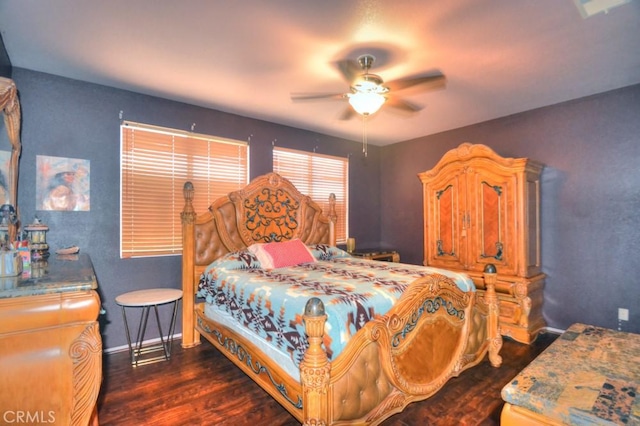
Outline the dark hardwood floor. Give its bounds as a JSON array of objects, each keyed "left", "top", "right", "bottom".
[{"left": 97, "top": 332, "right": 557, "bottom": 425}]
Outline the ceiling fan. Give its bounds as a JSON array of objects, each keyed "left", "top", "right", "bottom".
[{"left": 291, "top": 54, "right": 446, "bottom": 119}]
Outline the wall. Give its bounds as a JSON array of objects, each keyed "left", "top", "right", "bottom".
[
  {"left": 0, "top": 34, "right": 10, "bottom": 78},
  {"left": 380, "top": 83, "right": 640, "bottom": 334},
  {"left": 11, "top": 68, "right": 382, "bottom": 349}
]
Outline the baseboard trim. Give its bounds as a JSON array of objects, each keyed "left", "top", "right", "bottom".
[
  {"left": 104, "top": 333, "right": 183, "bottom": 354},
  {"left": 542, "top": 326, "right": 564, "bottom": 335}
]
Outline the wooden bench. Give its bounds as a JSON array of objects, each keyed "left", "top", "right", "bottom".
[{"left": 501, "top": 323, "right": 639, "bottom": 425}]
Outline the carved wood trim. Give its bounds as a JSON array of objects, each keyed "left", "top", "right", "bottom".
[{"left": 70, "top": 322, "right": 102, "bottom": 426}]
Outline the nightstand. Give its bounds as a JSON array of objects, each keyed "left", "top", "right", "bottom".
[{"left": 350, "top": 249, "right": 400, "bottom": 262}]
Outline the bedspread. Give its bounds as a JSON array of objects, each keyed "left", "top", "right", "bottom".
[{"left": 197, "top": 245, "right": 475, "bottom": 369}]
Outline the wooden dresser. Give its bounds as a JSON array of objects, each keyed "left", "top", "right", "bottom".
[
  {"left": 419, "top": 143, "right": 545, "bottom": 343},
  {"left": 0, "top": 253, "right": 101, "bottom": 425}
]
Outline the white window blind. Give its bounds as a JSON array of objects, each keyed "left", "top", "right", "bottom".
[
  {"left": 273, "top": 147, "right": 348, "bottom": 243},
  {"left": 121, "top": 121, "right": 249, "bottom": 258}
]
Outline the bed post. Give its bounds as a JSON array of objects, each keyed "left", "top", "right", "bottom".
[
  {"left": 328, "top": 193, "right": 337, "bottom": 246},
  {"left": 301, "top": 298, "right": 330, "bottom": 426},
  {"left": 483, "top": 264, "right": 503, "bottom": 367},
  {"left": 181, "top": 182, "right": 200, "bottom": 348}
]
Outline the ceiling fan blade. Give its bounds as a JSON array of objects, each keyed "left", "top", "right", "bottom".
[
  {"left": 334, "top": 59, "right": 362, "bottom": 84},
  {"left": 385, "top": 97, "right": 423, "bottom": 113},
  {"left": 385, "top": 73, "right": 446, "bottom": 92},
  {"left": 338, "top": 106, "right": 356, "bottom": 120},
  {"left": 290, "top": 92, "right": 346, "bottom": 101}
]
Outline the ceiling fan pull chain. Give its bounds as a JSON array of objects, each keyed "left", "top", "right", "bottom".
[{"left": 362, "top": 115, "right": 368, "bottom": 157}]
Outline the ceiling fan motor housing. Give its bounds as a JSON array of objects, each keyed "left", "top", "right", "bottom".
[
  {"left": 352, "top": 74, "right": 388, "bottom": 94},
  {"left": 351, "top": 55, "right": 388, "bottom": 94}
]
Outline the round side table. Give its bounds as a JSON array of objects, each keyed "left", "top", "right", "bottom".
[{"left": 115, "top": 288, "right": 182, "bottom": 366}]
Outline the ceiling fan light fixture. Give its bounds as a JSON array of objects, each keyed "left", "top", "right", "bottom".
[{"left": 348, "top": 92, "right": 386, "bottom": 115}]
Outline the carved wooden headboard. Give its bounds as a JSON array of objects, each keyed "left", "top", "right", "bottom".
[{"left": 181, "top": 172, "right": 336, "bottom": 269}]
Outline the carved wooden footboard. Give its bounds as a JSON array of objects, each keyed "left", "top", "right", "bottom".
[
  {"left": 301, "top": 267, "right": 501, "bottom": 425},
  {"left": 181, "top": 173, "right": 502, "bottom": 425}
]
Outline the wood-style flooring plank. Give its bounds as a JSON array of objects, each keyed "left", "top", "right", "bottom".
[{"left": 97, "top": 332, "right": 557, "bottom": 425}]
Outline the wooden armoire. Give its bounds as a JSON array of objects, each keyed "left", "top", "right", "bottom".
[{"left": 418, "top": 143, "right": 545, "bottom": 343}]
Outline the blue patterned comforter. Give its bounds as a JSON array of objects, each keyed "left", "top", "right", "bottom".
[{"left": 197, "top": 244, "right": 475, "bottom": 369}]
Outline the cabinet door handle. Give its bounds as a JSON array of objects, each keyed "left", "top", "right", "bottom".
[{"left": 461, "top": 212, "right": 470, "bottom": 237}]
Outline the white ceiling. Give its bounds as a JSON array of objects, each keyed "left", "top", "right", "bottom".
[{"left": 1, "top": 0, "right": 639, "bottom": 146}]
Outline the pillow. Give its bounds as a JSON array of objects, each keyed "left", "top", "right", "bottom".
[
  {"left": 248, "top": 239, "right": 316, "bottom": 269},
  {"left": 203, "top": 249, "right": 261, "bottom": 274},
  {"left": 307, "top": 243, "right": 352, "bottom": 261},
  {"left": 247, "top": 243, "right": 270, "bottom": 267}
]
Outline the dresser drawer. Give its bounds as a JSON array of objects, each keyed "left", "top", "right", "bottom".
[{"left": 0, "top": 290, "right": 100, "bottom": 334}]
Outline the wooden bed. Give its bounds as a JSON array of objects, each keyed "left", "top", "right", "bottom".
[{"left": 181, "top": 172, "right": 503, "bottom": 425}]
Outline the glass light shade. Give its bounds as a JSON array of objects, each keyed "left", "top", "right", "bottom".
[{"left": 348, "top": 92, "right": 386, "bottom": 115}]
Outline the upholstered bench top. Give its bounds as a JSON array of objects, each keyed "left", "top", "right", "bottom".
[{"left": 502, "top": 323, "right": 639, "bottom": 425}]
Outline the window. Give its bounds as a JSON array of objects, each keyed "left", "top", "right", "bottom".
[
  {"left": 121, "top": 121, "right": 249, "bottom": 258},
  {"left": 273, "top": 147, "right": 348, "bottom": 243}
]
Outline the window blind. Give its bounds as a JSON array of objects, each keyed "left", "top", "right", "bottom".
[
  {"left": 121, "top": 121, "right": 249, "bottom": 258},
  {"left": 273, "top": 147, "right": 348, "bottom": 243}
]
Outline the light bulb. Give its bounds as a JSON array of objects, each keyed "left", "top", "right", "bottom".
[{"left": 348, "top": 92, "right": 386, "bottom": 115}]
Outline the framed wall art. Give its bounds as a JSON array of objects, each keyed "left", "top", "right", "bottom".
[{"left": 36, "top": 155, "right": 90, "bottom": 211}]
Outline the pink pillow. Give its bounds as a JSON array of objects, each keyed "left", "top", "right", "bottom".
[{"left": 248, "top": 239, "right": 315, "bottom": 269}]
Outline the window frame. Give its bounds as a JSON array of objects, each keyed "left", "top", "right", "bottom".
[
  {"left": 120, "top": 121, "right": 249, "bottom": 258},
  {"left": 273, "top": 147, "right": 348, "bottom": 244}
]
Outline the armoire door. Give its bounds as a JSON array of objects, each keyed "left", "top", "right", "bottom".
[
  {"left": 466, "top": 166, "right": 518, "bottom": 276},
  {"left": 423, "top": 168, "right": 467, "bottom": 271}
]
